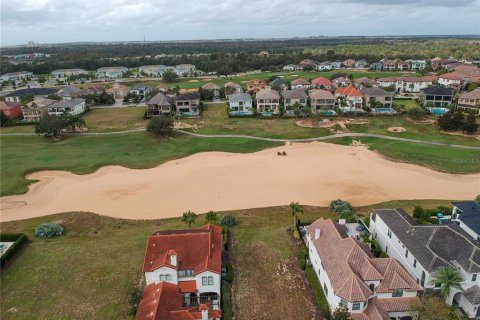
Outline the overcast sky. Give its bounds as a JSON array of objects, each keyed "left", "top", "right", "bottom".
[{"left": 1, "top": 0, "right": 479, "bottom": 46}]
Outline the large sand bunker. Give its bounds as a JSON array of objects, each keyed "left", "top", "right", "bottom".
[{"left": 1, "top": 142, "right": 479, "bottom": 222}]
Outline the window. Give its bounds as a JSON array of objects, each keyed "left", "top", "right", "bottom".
[
  {"left": 339, "top": 299, "right": 348, "bottom": 308},
  {"left": 202, "top": 276, "right": 207, "bottom": 286},
  {"left": 387, "top": 229, "right": 392, "bottom": 238},
  {"left": 208, "top": 276, "right": 214, "bottom": 285},
  {"left": 385, "top": 246, "right": 388, "bottom": 253},
  {"left": 435, "top": 282, "right": 441, "bottom": 288},
  {"left": 405, "top": 249, "right": 409, "bottom": 258},
  {"left": 392, "top": 289, "right": 403, "bottom": 297},
  {"left": 166, "top": 274, "right": 172, "bottom": 281},
  {"left": 369, "top": 283, "right": 375, "bottom": 293},
  {"left": 323, "top": 283, "right": 328, "bottom": 296},
  {"left": 159, "top": 274, "right": 166, "bottom": 281},
  {"left": 421, "top": 271, "right": 426, "bottom": 287},
  {"left": 413, "top": 259, "right": 417, "bottom": 268},
  {"left": 352, "top": 302, "right": 361, "bottom": 310},
  {"left": 473, "top": 274, "right": 478, "bottom": 282}
]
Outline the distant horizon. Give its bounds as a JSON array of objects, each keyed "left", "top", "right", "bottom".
[
  {"left": 2, "top": 0, "right": 479, "bottom": 47},
  {"left": 2, "top": 34, "right": 479, "bottom": 49}
]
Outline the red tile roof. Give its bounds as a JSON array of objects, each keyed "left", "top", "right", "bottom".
[
  {"left": 0, "top": 101, "right": 22, "bottom": 110},
  {"left": 375, "top": 297, "right": 419, "bottom": 312},
  {"left": 311, "top": 77, "right": 333, "bottom": 86},
  {"left": 335, "top": 85, "right": 362, "bottom": 97},
  {"left": 309, "top": 89, "right": 335, "bottom": 100},
  {"left": 307, "top": 219, "right": 421, "bottom": 303},
  {"left": 179, "top": 280, "right": 197, "bottom": 293},
  {"left": 136, "top": 283, "right": 222, "bottom": 320},
  {"left": 291, "top": 78, "right": 310, "bottom": 86},
  {"left": 143, "top": 224, "right": 222, "bottom": 275}
]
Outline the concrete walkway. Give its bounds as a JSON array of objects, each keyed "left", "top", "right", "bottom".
[{"left": 2, "top": 129, "right": 479, "bottom": 150}]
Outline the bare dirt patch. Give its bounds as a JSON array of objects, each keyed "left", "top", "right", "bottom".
[
  {"left": 388, "top": 127, "right": 407, "bottom": 133},
  {"left": 406, "top": 117, "right": 435, "bottom": 125},
  {"left": 441, "top": 130, "right": 480, "bottom": 140},
  {"left": 188, "top": 79, "right": 199, "bottom": 83}
]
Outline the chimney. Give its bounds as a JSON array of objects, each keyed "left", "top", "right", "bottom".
[
  {"left": 339, "top": 219, "right": 346, "bottom": 225},
  {"left": 315, "top": 228, "right": 321, "bottom": 240}
]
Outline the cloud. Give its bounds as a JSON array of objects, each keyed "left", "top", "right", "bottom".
[{"left": 0, "top": 0, "right": 479, "bottom": 45}]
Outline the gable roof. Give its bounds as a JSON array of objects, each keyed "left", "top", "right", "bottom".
[
  {"left": 143, "top": 224, "right": 222, "bottom": 275},
  {"left": 0, "top": 101, "right": 21, "bottom": 110},
  {"left": 255, "top": 88, "right": 280, "bottom": 100},
  {"left": 224, "top": 82, "right": 241, "bottom": 88},
  {"left": 373, "top": 208, "right": 480, "bottom": 273},
  {"left": 269, "top": 78, "right": 287, "bottom": 87},
  {"left": 201, "top": 82, "right": 220, "bottom": 90},
  {"left": 307, "top": 219, "right": 420, "bottom": 303},
  {"left": 282, "top": 89, "right": 308, "bottom": 99},
  {"left": 452, "top": 201, "right": 480, "bottom": 235},
  {"left": 459, "top": 90, "right": 480, "bottom": 100},
  {"left": 48, "top": 98, "right": 85, "bottom": 109},
  {"left": 361, "top": 87, "right": 392, "bottom": 97},
  {"left": 335, "top": 85, "right": 362, "bottom": 97}
]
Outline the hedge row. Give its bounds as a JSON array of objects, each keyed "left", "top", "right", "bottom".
[
  {"left": 0, "top": 233, "right": 28, "bottom": 267},
  {"left": 305, "top": 266, "right": 331, "bottom": 318},
  {"left": 221, "top": 280, "right": 233, "bottom": 320}
]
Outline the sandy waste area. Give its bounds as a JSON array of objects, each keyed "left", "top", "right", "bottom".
[{"left": 1, "top": 142, "right": 479, "bottom": 221}]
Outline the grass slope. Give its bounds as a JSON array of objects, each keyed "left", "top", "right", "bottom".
[
  {"left": 0, "top": 133, "right": 279, "bottom": 196},
  {"left": 0, "top": 201, "right": 453, "bottom": 320},
  {"left": 83, "top": 107, "right": 147, "bottom": 132}
]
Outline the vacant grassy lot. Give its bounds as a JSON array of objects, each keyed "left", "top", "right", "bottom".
[
  {"left": 330, "top": 136, "right": 480, "bottom": 173},
  {"left": 0, "top": 200, "right": 453, "bottom": 320},
  {"left": 0, "top": 133, "right": 279, "bottom": 196},
  {"left": 83, "top": 107, "right": 147, "bottom": 132},
  {"left": 185, "top": 103, "right": 331, "bottom": 138}
]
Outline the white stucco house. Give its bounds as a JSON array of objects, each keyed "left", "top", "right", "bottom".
[
  {"left": 47, "top": 98, "right": 86, "bottom": 116},
  {"left": 139, "top": 65, "right": 172, "bottom": 77},
  {"left": 51, "top": 69, "right": 88, "bottom": 79},
  {"left": 137, "top": 224, "right": 223, "bottom": 319},
  {"left": 370, "top": 207, "right": 480, "bottom": 319},
  {"left": 96, "top": 66, "right": 128, "bottom": 78},
  {"left": 227, "top": 93, "right": 253, "bottom": 115},
  {"left": 306, "top": 218, "right": 422, "bottom": 320}
]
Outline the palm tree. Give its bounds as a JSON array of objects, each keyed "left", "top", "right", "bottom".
[
  {"left": 289, "top": 202, "right": 303, "bottom": 228},
  {"left": 429, "top": 266, "right": 463, "bottom": 299},
  {"left": 205, "top": 211, "right": 218, "bottom": 224},
  {"left": 182, "top": 210, "right": 197, "bottom": 228}
]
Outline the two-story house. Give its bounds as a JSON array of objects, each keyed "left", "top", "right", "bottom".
[
  {"left": 136, "top": 224, "right": 222, "bottom": 320},
  {"left": 335, "top": 85, "right": 364, "bottom": 112},
  {"left": 174, "top": 92, "right": 201, "bottom": 117},
  {"left": 246, "top": 79, "right": 267, "bottom": 93},
  {"left": 282, "top": 89, "right": 308, "bottom": 115},
  {"left": 255, "top": 87, "right": 280, "bottom": 116},
  {"left": 419, "top": 86, "right": 454, "bottom": 107},
  {"left": 361, "top": 87, "right": 393, "bottom": 109},
  {"left": 51, "top": 69, "right": 88, "bottom": 80},
  {"left": 227, "top": 93, "right": 253, "bottom": 116},
  {"left": 129, "top": 85, "right": 152, "bottom": 100},
  {"left": 224, "top": 82, "right": 242, "bottom": 95},
  {"left": 96, "top": 66, "right": 128, "bottom": 78},
  {"left": 311, "top": 77, "right": 333, "bottom": 90},
  {"left": 290, "top": 78, "right": 311, "bottom": 90},
  {"left": 201, "top": 83, "right": 221, "bottom": 99},
  {"left": 306, "top": 218, "right": 422, "bottom": 320},
  {"left": 309, "top": 89, "right": 336, "bottom": 115},
  {"left": 370, "top": 207, "right": 480, "bottom": 319},
  {"left": 458, "top": 90, "right": 480, "bottom": 114},
  {"left": 146, "top": 92, "right": 173, "bottom": 116},
  {"left": 47, "top": 98, "right": 86, "bottom": 116}
]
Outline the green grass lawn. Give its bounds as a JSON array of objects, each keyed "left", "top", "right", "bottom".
[
  {"left": 0, "top": 201, "right": 452, "bottom": 320},
  {"left": 0, "top": 125, "right": 36, "bottom": 133},
  {"left": 185, "top": 103, "right": 332, "bottom": 138},
  {"left": 330, "top": 137, "right": 480, "bottom": 173},
  {"left": 0, "top": 133, "right": 279, "bottom": 196},
  {"left": 83, "top": 107, "right": 147, "bottom": 132}
]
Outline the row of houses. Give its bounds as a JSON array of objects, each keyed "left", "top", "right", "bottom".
[{"left": 304, "top": 201, "right": 480, "bottom": 320}]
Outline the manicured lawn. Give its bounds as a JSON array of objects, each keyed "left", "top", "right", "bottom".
[
  {"left": 185, "top": 103, "right": 331, "bottom": 139},
  {"left": 0, "top": 125, "right": 36, "bottom": 133},
  {"left": 330, "top": 136, "right": 480, "bottom": 174},
  {"left": 83, "top": 107, "right": 147, "bottom": 132},
  {"left": 0, "top": 133, "right": 279, "bottom": 196},
  {"left": 0, "top": 201, "right": 451, "bottom": 320}
]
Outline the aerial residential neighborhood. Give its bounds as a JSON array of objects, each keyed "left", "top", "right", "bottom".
[{"left": 1, "top": 1, "right": 480, "bottom": 320}]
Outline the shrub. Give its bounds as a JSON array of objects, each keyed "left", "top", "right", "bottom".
[
  {"left": 407, "top": 106, "right": 426, "bottom": 120},
  {"left": 34, "top": 223, "right": 64, "bottom": 238},
  {"left": 146, "top": 115, "right": 174, "bottom": 136},
  {"left": 371, "top": 240, "right": 382, "bottom": 257},
  {"left": 305, "top": 266, "right": 330, "bottom": 317},
  {"left": 0, "top": 233, "right": 28, "bottom": 267},
  {"left": 219, "top": 214, "right": 239, "bottom": 228},
  {"left": 293, "top": 228, "right": 301, "bottom": 240},
  {"left": 298, "top": 245, "right": 308, "bottom": 270},
  {"left": 224, "top": 263, "right": 234, "bottom": 283},
  {"left": 221, "top": 280, "right": 233, "bottom": 320},
  {"left": 329, "top": 199, "right": 353, "bottom": 214}
]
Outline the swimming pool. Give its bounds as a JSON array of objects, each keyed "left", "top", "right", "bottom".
[
  {"left": 372, "top": 108, "right": 396, "bottom": 114},
  {"left": 429, "top": 107, "right": 450, "bottom": 115}
]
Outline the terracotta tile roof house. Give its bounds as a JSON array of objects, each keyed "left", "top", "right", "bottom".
[
  {"left": 255, "top": 87, "right": 281, "bottom": 115},
  {"left": 343, "top": 59, "right": 356, "bottom": 68},
  {"left": 332, "top": 77, "right": 351, "bottom": 87},
  {"left": 311, "top": 77, "right": 333, "bottom": 89},
  {"left": 135, "top": 282, "right": 221, "bottom": 320},
  {"left": 309, "top": 89, "right": 336, "bottom": 114},
  {"left": 431, "top": 57, "right": 450, "bottom": 70},
  {"left": 139, "top": 224, "right": 223, "bottom": 318},
  {"left": 82, "top": 86, "right": 105, "bottom": 95},
  {"left": 306, "top": 218, "right": 421, "bottom": 320},
  {"left": 224, "top": 82, "right": 242, "bottom": 94},
  {"left": 370, "top": 208, "right": 480, "bottom": 319},
  {"left": 106, "top": 83, "right": 129, "bottom": 99},
  {"left": 201, "top": 83, "right": 220, "bottom": 90},
  {"left": 246, "top": 79, "right": 267, "bottom": 93},
  {"left": 438, "top": 72, "right": 469, "bottom": 91},
  {"left": 335, "top": 85, "right": 363, "bottom": 97},
  {"left": 22, "top": 97, "right": 57, "bottom": 122},
  {"left": 290, "top": 78, "right": 311, "bottom": 89},
  {"left": 353, "top": 77, "right": 377, "bottom": 88},
  {"left": 157, "top": 84, "right": 170, "bottom": 92},
  {"left": 147, "top": 92, "right": 173, "bottom": 116},
  {"left": 0, "top": 101, "right": 23, "bottom": 118},
  {"left": 458, "top": 89, "right": 480, "bottom": 114}
]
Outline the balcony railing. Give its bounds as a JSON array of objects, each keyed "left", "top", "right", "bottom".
[{"left": 182, "top": 295, "right": 219, "bottom": 307}]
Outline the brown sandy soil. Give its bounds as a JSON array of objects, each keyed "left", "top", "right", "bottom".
[
  {"left": 1, "top": 142, "right": 478, "bottom": 222},
  {"left": 296, "top": 119, "right": 335, "bottom": 128},
  {"left": 441, "top": 130, "right": 480, "bottom": 140},
  {"left": 388, "top": 127, "right": 407, "bottom": 132},
  {"left": 406, "top": 117, "right": 435, "bottom": 125},
  {"left": 188, "top": 79, "right": 199, "bottom": 82},
  {"left": 174, "top": 121, "right": 194, "bottom": 129}
]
